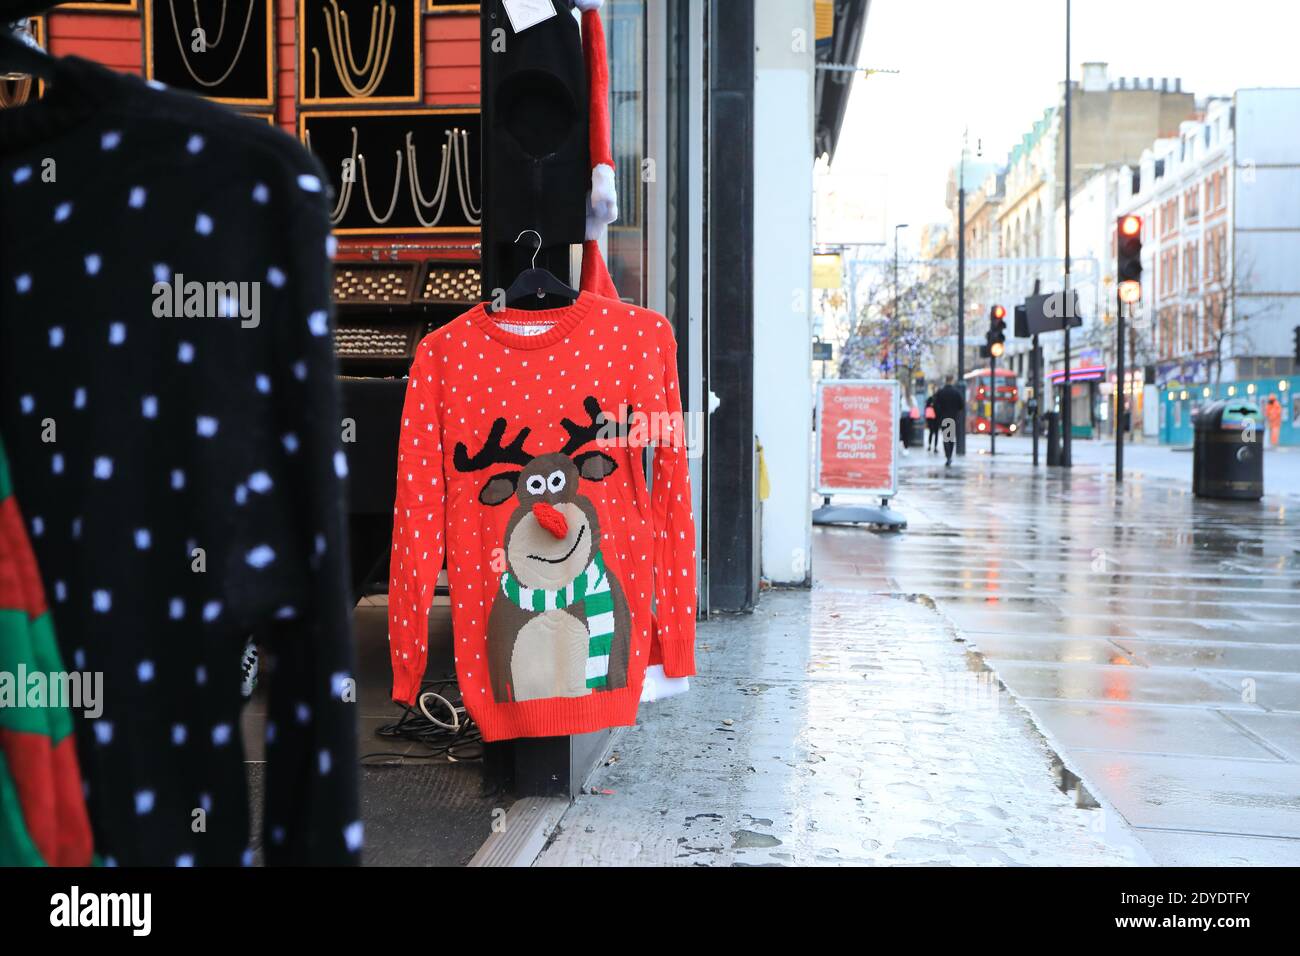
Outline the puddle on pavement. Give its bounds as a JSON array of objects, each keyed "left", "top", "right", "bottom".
[{"left": 731, "top": 829, "right": 782, "bottom": 849}]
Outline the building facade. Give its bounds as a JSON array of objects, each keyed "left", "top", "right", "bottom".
[{"left": 1110, "top": 89, "right": 1300, "bottom": 445}]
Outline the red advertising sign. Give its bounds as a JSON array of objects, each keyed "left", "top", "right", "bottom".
[{"left": 816, "top": 380, "right": 898, "bottom": 496}]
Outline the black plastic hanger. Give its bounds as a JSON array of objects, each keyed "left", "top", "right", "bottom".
[
  {"left": 0, "top": 22, "right": 57, "bottom": 83},
  {"left": 498, "top": 229, "right": 579, "bottom": 310}
]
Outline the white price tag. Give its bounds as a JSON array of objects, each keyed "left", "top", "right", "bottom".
[{"left": 502, "top": 0, "right": 558, "bottom": 33}]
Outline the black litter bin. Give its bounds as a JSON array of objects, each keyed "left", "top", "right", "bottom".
[
  {"left": 900, "top": 415, "right": 923, "bottom": 448},
  {"left": 1192, "top": 400, "right": 1264, "bottom": 500},
  {"left": 1045, "top": 411, "right": 1062, "bottom": 466}
]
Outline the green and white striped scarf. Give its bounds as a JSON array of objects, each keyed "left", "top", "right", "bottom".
[{"left": 500, "top": 551, "right": 615, "bottom": 688}]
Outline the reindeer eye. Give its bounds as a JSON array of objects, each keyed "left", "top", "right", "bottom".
[
  {"left": 547, "top": 470, "right": 566, "bottom": 493},
  {"left": 525, "top": 475, "right": 546, "bottom": 495}
]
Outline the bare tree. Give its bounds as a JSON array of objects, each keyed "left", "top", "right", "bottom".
[
  {"left": 1202, "top": 231, "right": 1264, "bottom": 384},
  {"left": 837, "top": 260, "right": 958, "bottom": 383}
]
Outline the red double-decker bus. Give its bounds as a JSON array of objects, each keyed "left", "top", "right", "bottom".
[{"left": 964, "top": 367, "right": 1020, "bottom": 436}]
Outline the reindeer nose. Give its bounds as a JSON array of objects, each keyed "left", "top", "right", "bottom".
[{"left": 532, "top": 502, "right": 569, "bottom": 539}]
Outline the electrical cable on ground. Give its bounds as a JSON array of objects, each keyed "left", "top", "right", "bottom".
[{"left": 360, "top": 678, "right": 483, "bottom": 765}]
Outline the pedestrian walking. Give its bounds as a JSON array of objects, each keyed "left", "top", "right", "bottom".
[
  {"left": 925, "top": 394, "right": 939, "bottom": 452},
  {"left": 1265, "top": 394, "right": 1282, "bottom": 447},
  {"left": 934, "top": 376, "right": 965, "bottom": 466}
]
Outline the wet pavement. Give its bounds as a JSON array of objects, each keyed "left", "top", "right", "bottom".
[
  {"left": 533, "top": 437, "right": 1299, "bottom": 866},
  {"left": 859, "top": 443, "right": 1300, "bottom": 865},
  {"left": 534, "top": 587, "right": 1140, "bottom": 866}
]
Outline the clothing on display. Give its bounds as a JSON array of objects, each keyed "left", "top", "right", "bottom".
[
  {"left": 387, "top": 291, "right": 697, "bottom": 740},
  {"left": 0, "top": 55, "right": 360, "bottom": 865},
  {"left": 0, "top": 437, "right": 94, "bottom": 866},
  {"left": 483, "top": 0, "right": 590, "bottom": 248}
]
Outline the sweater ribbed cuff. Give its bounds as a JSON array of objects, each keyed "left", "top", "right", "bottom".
[
  {"left": 659, "top": 637, "right": 695, "bottom": 679},
  {"left": 392, "top": 665, "right": 424, "bottom": 708}
]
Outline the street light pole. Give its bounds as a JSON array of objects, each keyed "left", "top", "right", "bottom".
[
  {"left": 1062, "top": 0, "right": 1073, "bottom": 467},
  {"left": 1116, "top": 291, "right": 1125, "bottom": 481},
  {"left": 957, "top": 154, "right": 967, "bottom": 457},
  {"left": 893, "top": 223, "right": 908, "bottom": 382}
]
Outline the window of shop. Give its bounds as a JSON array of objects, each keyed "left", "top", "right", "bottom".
[{"left": 604, "top": 0, "right": 647, "bottom": 304}]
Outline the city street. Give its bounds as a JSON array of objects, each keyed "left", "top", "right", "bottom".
[
  {"left": 945, "top": 434, "right": 1300, "bottom": 490},
  {"left": 877, "top": 443, "right": 1300, "bottom": 864}
]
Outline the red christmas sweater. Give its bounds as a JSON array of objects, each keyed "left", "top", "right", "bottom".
[{"left": 388, "top": 291, "right": 697, "bottom": 741}]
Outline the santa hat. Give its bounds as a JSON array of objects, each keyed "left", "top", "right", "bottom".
[{"left": 576, "top": 0, "right": 617, "bottom": 243}]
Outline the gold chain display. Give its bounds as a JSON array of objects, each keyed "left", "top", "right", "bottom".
[
  {"left": 166, "top": 0, "right": 257, "bottom": 89},
  {"left": 309, "top": 123, "right": 480, "bottom": 228},
  {"left": 315, "top": 0, "right": 397, "bottom": 99},
  {"left": 0, "top": 75, "right": 34, "bottom": 108}
]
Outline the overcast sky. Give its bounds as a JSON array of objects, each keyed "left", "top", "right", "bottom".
[{"left": 830, "top": 0, "right": 1300, "bottom": 246}]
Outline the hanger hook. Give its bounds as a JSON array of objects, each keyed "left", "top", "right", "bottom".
[{"left": 514, "top": 229, "right": 543, "bottom": 270}]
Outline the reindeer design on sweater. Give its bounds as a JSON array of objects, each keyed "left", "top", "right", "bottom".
[{"left": 454, "top": 397, "right": 632, "bottom": 703}]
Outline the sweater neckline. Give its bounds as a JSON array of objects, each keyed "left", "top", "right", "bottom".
[{"left": 471, "top": 292, "right": 595, "bottom": 350}]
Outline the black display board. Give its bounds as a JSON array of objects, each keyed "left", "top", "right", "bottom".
[
  {"left": 299, "top": 0, "right": 421, "bottom": 105},
  {"left": 144, "top": 0, "right": 275, "bottom": 106},
  {"left": 426, "top": 0, "right": 477, "bottom": 11},
  {"left": 301, "top": 109, "right": 482, "bottom": 234}
]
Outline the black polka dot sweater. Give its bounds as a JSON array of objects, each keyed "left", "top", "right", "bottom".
[
  {"left": 0, "top": 57, "right": 360, "bottom": 865},
  {"left": 389, "top": 292, "right": 698, "bottom": 740}
]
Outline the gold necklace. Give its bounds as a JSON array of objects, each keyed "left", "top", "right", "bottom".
[
  {"left": 167, "top": 0, "right": 255, "bottom": 89},
  {"left": 305, "top": 125, "right": 359, "bottom": 225},
  {"left": 319, "top": 0, "right": 396, "bottom": 99}
]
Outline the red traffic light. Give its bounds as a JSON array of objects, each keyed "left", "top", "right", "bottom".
[
  {"left": 991, "top": 305, "right": 1006, "bottom": 320},
  {"left": 1119, "top": 214, "right": 1141, "bottom": 237}
]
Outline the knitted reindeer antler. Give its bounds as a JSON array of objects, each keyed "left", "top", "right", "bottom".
[
  {"left": 560, "top": 396, "right": 633, "bottom": 456},
  {"left": 453, "top": 418, "right": 533, "bottom": 472}
]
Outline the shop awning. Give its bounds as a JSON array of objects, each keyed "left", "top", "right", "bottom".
[
  {"left": 1048, "top": 365, "right": 1106, "bottom": 384},
  {"left": 814, "top": 0, "right": 872, "bottom": 160}
]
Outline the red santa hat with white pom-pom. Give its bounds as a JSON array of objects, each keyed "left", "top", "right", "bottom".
[{"left": 575, "top": 0, "right": 620, "bottom": 298}]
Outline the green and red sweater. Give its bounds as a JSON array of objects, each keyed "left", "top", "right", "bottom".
[
  {"left": 389, "top": 291, "right": 697, "bottom": 741},
  {"left": 0, "top": 438, "right": 94, "bottom": 866}
]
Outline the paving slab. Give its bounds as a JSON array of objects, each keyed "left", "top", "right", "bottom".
[
  {"left": 1135, "top": 829, "right": 1300, "bottom": 866},
  {"left": 1025, "top": 700, "right": 1278, "bottom": 760},
  {"left": 1070, "top": 751, "right": 1300, "bottom": 841},
  {"left": 1228, "top": 712, "right": 1300, "bottom": 761}
]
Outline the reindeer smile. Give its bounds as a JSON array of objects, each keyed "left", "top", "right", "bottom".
[{"left": 527, "top": 524, "right": 586, "bottom": 564}]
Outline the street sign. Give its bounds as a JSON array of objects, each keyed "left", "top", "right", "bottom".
[
  {"left": 812, "top": 341, "right": 834, "bottom": 361},
  {"left": 813, "top": 253, "right": 843, "bottom": 289},
  {"left": 1024, "top": 290, "right": 1083, "bottom": 335},
  {"left": 815, "top": 379, "right": 899, "bottom": 498}
]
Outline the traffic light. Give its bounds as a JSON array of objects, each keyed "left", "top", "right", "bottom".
[
  {"left": 1117, "top": 214, "right": 1142, "bottom": 304},
  {"left": 1294, "top": 325, "right": 1300, "bottom": 368},
  {"left": 987, "top": 305, "right": 1007, "bottom": 358}
]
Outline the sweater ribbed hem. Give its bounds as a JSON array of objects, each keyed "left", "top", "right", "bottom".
[{"left": 472, "top": 684, "right": 643, "bottom": 742}]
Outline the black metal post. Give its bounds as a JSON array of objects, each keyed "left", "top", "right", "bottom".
[
  {"left": 1116, "top": 291, "right": 1125, "bottom": 482},
  {"left": 1032, "top": 335, "right": 1041, "bottom": 466},
  {"left": 706, "top": 0, "right": 756, "bottom": 612},
  {"left": 990, "top": 351, "right": 997, "bottom": 456},
  {"left": 957, "top": 182, "right": 967, "bottom": 456},
  {"left": 1061, "top": 0, "right": 1073, "bottom": 467}
]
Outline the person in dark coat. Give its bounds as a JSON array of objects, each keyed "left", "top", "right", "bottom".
[
  {"left": 933, "top": 375, "right": 965, "bottom": 466},
  {"left": 924, "top": 394, "right": 939, "bottom": 452}
]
